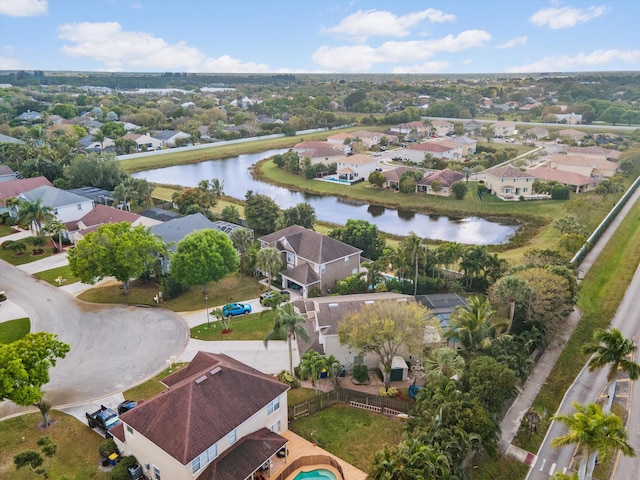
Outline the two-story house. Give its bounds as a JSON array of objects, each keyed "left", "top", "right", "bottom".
[
  {"left": 402, "top": 142, "right": 458, "bottom": 163},
  {"left": 258, "top": 225, "right": 362, "bottom": 298},
  {"left": 334, "top": 154, "right": 379, "bottom": 183},
  {"left": 484, "top": 165, "right": 536, "bottom": 200},
  {"left": 19, "top": 185, "right": 94, "bottom": 223},
  {"left": 492, "top": 121, "right": 516, "bottom": 137},
  {"left": 111, "top": 351, "right": 289, "bottom": 480},
  {"left": 430, "top": 120, "right": 454, "bottom": 137}
]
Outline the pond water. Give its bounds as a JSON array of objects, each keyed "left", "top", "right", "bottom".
[{"left": 131, "top": 149, "right": 518, "bottom": 244}]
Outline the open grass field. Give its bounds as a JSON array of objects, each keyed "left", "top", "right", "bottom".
[
  {"left": 0, "top": 412, "right": 107, "bottom": 480},
  {"left": 0, "top": 317, "right": 30, "bottom": 344},
  {"left": 190, "top": 310, "right": 283, "bottom": 341},
  {"left": 77, "top": 273, "right": 262, "bottom": 311},
  {"left": 290, "top": 404, "right": 404, "bottom": 473}
]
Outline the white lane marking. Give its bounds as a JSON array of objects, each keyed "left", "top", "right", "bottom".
[
  {"left": 549, "top": 463, "right": 556, "bottom": 475},
  {"left": 539, "top": 458, "right": 547, "bottom": 471}
]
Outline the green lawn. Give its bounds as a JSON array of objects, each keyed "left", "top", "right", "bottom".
[
  {"left": 191, "top": 310, "right": 284, "bottom": 341},
  {"left": 0, "top": 224, "right": 15, "bottom": 237},
  {"left": 0, "top": 411, "right": 107, "bottom": 480},
  {"left": 0, "top": 238, "right": 55, "bottom": 266},
  {"left": 0, "top": 318, "right": 30, "bottom": 344},
  {"left": 77, "top": 273, "right": 262, "bottom": 311},
  {"left": 34, "top": 264, "right": 81, "bottom": 287},
  {"left": 288, "top": 387, "right": 318, "bottom": 405},
  {"left": 469, "top": 452, "right": 531, "bottom": 480},
  {"left": 290, "top": 404, "right": 404, "bottom": 473}
]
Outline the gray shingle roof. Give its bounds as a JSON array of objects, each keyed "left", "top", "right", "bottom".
[
  {"left": 151, "top": 212, "right": 217, "bottom": 248},
  {"left": 22, "top": 185, "right": 92, "bottom": 207}
]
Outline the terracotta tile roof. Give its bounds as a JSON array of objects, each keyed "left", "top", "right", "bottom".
[
  {"left": 0, "top": 176, "right": 53, "bottom": 201},
  {"left": 417, "top": 168, "right": 465, "bottom": 187},
  {"left": 530, "top": 166, "right": 594, "bottom": 186},
  {"left": 407, "top": 142, "right": 451, "bottom": 153},
  {"left": 199, "top": 428, "right": 287, "bottom": 480},
  {"left": 259, "top": 225, "right": 361, "bottom": 264},
  {"left": 551, "top": 154, "right": 619, "bottom": 172},
  {"left": 557, "top": 129, "right": 586, "bottom": 138},
  {"left": 338, "top": 154, "right": 378, "bottom": 165},
  {"left": 431, "top": 120, "right": 453, "bottom": 127},
  {"left": 326, "top": 133, "right": 351, "bottom": 141},
  {"left": 294, "top": 140, "right": 335, "bottom": 150},
  {"left": 486, "top": 165, "right": 535, "bottom": 179},
  {"left": 565, "top": 146, "right": 621, "bottom": 160},
  {"left": 119, "top": 352, "right": 289, "bottom": 465},
  {"left": 302, "top": 147, "right": 345, "bottom": 158}
]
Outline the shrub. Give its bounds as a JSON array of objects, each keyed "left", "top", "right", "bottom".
[
  {"left": 159, "top": 274, "right": 185, "bottom": 300},
  {"left": 353, "top": 364, "right": 369, "bottom": 383},
  {"left": 551, "top": 184, "right": 570, "bottom": 200},
  {"left": 278, "top": 370, "right": 300, "bottom": 388},
  {"left": 379, "top": 387, "right": 398, "bottom": 397},
  {"left": 108, "top": 456, "right": 138, "bottom": 480},
  {"left": 98, "top": 439, "right": 118, "bottom": 458}
]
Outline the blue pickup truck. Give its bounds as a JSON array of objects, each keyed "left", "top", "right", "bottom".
[{"left": 86, "top": 405, "right": 120, "bottom": 438}]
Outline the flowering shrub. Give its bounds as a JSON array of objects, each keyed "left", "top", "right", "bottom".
[
  {"left": 379, "top": 387, "right": 398, "bottom": 397},
  {"left": 278, "top": 370, "right": 300, "bottom": 388}
]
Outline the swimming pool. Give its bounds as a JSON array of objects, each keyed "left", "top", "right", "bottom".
[{"left": 293, "top": 469, "right": 337, "bottom": 480}]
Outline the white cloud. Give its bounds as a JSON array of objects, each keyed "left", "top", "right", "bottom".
[
  {"left": 530, "top": 5, "right": 606, "bottom": 29},
  {"left": 392, "top": 61, "right": 452, "bottom": 74},
  {"left": 496, "top": 36, "right": 527, "bottom": 49},
  {"left": 506, "top": 49, "right": 640, "bottom": 72},
  {"left": 58, "top": 22, "right": 273, "bottom": 72},
  {"left": 327, "top": 8, "right": 455, "bottom": 38},
  {"left": 0, "top": 56, "right": 27, "bottom": 69},
  {"left": 312, "top": 30, "right": 491, "bottom": 71},
  {"left": 0, "top": 0, "right": 47, "bottom": 16}
]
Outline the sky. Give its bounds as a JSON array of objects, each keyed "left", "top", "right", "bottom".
[{"left": 0, "top": 0, "right": 639, "bottom": 74}]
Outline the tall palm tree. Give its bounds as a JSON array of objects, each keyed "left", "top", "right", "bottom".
[
  {"left": 582, "top": 328, "right": 640, "bottom": 383},
  {"left": 255, "top": 247, "right": 283, "bottom": 290},
  {"left": 230, "top": 227, "right": 253, "bottom": 272},
  {"left": 17, "top": 199, "right": 55, "bottom": 236},
  {"left": 491, "top": 275, "right": 533, "bottom": 334},
  {"left": 210, "top": 178, "right": 224, "bottom": 214},
  {"left": 552, "top": 402, "right": 635, "bottom": 480},
  {"left": 443, "top": 296, "right": 502, "bottom": 353},
  {"left": 264, "top": 302, "right": 309, "bottom": 375}
]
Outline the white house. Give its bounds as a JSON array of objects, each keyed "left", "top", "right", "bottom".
[
  {"left": 431, "top": 120, "right": 454, "bottom": 137},
  {"left": 492, "top": 121, "right": 517, "bottom": 137},
  {"left": 335, "top": 154, "right": 379, "bottom": 183},
  {"left": 111, "top": 352, "right": 289, "bottom": 480},
  {"left": 20, "top": 185, "right": 94, "bottom": 223},
  {"left": 123, "top": 133, "right": 163, "bottom": 151}
]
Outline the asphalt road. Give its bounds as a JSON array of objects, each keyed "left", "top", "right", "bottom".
[
  {"left": 526, "top": 241, "right": 640, "bottom": 479},
  {"left": 0, "top": 261, "right": 188, "bottom": 418}
]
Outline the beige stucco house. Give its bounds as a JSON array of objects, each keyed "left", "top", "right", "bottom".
[
  {"left": 334, "top": 154, "right": 379, "bottom": 182},
  {"left": 416, "top": 168, "right": 465, "bottom": 196},
  {"left": 492, "top": 121, "right": 516, "bottom": 137},
  {"left": 549, "top": 154, "right": 619, "bottom": 179},
  {"left": 529, "top": 166, "right": 598, "bottom": 193},
  {"left": 485, "top": 165, "right": 536, "bottom": 199},
  {"left": 258, "top": 225, "right": 362, "bottom": 298},
  {"left": 111, "top": 352, "right": 289, "bottom": 480},
  {"left": 403, "top": 142, "right": 459, "bottom": 163},
  {"left": 293, "top": 141, "right": 346, "bottom": 165},
  {"left": 430, "top": 120, "right": 454, "bottom": 137},
  {"left": 564, "top": 145, "right": 621, "bottom": 162}
]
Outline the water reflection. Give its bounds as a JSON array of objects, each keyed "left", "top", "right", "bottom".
[{"left": 131, "top": 149, "right": 518, "bottom": 244}]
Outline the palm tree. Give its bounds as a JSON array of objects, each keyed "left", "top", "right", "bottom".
[
  {"left": 230, "top": 227, "right": 253, "bottom": 271},
  {"left": 17, "top": 199, "right": 55, "bottom": 236},
  {"left": 255, "top": 247, "right": 283, "bottom": 290},
  {"left": 423, "top": 347, "right": 466, "bottom": 382},
  {"left": 400, "top": 232, "right": 426, "bottom": 296},
  {"left": 92, "top": 130, "right": 105, "bottom": 150},
  {"left": 552, "top": 402, "right": 635, "bottom": 480},
  {"left": 443, "top": 296, "right": 502, "bottom": 353},
  {"left": 461, "top": 166, "right": 474, "bottom": 184},
  {"left": 264, "top": 302, "right": 309, "bottom": 375},
  {"left": 298, "top": 350, "right": 327, "bottom": 393},
  {"left": 210, "top": 178, "right": 224, "bottom": 214},
  {"left": 582, "top": 328, "right": 640, "bottom": 383},
  {"left": 491, "top": 275, "right": 533, "bottom": 334}
]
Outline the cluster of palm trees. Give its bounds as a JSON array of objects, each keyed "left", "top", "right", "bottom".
[{"left": 2, "top": 197, "right": 66, "bottom": 253}]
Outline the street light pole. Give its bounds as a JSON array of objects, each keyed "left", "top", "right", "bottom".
[{"left": 205, "top": 294, "right": 209, "bottom": 328}]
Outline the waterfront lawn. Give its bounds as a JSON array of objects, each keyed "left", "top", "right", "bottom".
[
  {"left": 0, "top": 318, "right": 30, "bottom": 344},
  {"left": 0, "top": 411, "right": 107, "bottom": 480},
  {"left": 190, "top": 310, "right": 282, "bottom": 341},
  {"left": 290, "top": 404, "right": 404, "bottom": 473},
  {"left": 77, "top": 273, "right": 262, "bottom": 312}
]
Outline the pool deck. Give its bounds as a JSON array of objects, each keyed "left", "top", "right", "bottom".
[{"left": 269, "top": 430, "right": 367, "bottom": 480}]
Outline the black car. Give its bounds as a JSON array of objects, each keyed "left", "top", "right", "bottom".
[
  {"left": 259, "top": 290, "right": 290, "bottom": 305},
  {"left": 117, "top": 400, "right": 138, "bottom": 415}
]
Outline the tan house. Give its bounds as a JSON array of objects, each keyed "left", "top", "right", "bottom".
[
  {"left": 293, "top": 141, "right": 346, "bottom": 165},
  {"left": 259, "top": 225, "right": 362, "bottom": 298},
  {"left": 432, "top": 139, "right": 464, "bottom": 160},
  {"left": 485, "top": 165, "right": 536, "bottom": 199},
  {"left": 403, "top": 142, "right": 458, "bottom": 163},
  {"left": 529, "top": 166, "right": 598, "bottom": 193},
  {"left": 111, "top": 352, "right": 289, "bottom": 480},
  {"left": 549, "top": 154, "right": 619, "bottom": 179},
  {"left": 325, "top": 133, "right": 351, "bottom": 147},
  {"left": 451, "top": 136, "right": 477, "bottom": 155},
  {"left": 123, "top": 132, "right": 163, "bottom": 151},
  {"left": 492, "top": 121, "right": 517, "bottom": 137},
  {"left": 557, "top": 129, "right": 587, "bottom": 142},
  {"left": 564, "top": 145, "right": 621, "bottom": 162},
  {"left": 525, "top": 127, "right": 549, "bottom": 139},
  {"left": 390, "top": 121, "right": 429, "bottom": 137},
  {"left": 382, "top": 166, "right": 423, "bottom": 190},
  {"left": 416, "top": 168, "right": 465, "bottom": 196},
  {"left": 430, "top": 120, "right": 454, "bottom": 137},
  {"left": 350, "top": 130, "right": 382, "bottom": 148}
]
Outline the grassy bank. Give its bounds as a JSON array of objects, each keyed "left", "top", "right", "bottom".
[
  {"left": 515, "top": 196, "right": 640, "bottom": 452},
  {"left": 0, "top": 318, "right": 30, "bottom": 344}
]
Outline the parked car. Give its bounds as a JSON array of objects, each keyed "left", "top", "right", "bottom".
[
  {"left": 392, "top": 156, "right": 403, "bottom": 161},
  {"left": 373, "top": 152, "right": 382, "bottom": 157},
  {"left": 260, "top": 290, "right": 290, "bottom": 305},
  {"left": 222, "top": 302, "right": 252, "bottom": 317},
  {"left": 117, "top": 400, "right": 138, "bottom": 415}
]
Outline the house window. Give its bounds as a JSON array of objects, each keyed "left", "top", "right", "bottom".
[
  {"left": 271, "top": 419, "right": 281, "bottom": 433},
  {"left": 192, "top": 457, "right": 201, "bottom": 473},
  {"left": 207, "top": 444, "right": 217, "bottom": 461},
  {"left": 523, "top": 188, "right": 528, "bottom": 193},
  {"left": 319, "top": 265, "right": 326, "bottom": 273},
  {"left": 126, "top": 425, "right": 133, "bottom": 434},
  {"left": 229, "top": 429, "right": 237, "bottom": 445},
  {"left": 344, "top": 257, "right": 349, "bottom": 265},
  {"left": 268, "top": 397, "right": 280, "bottom": 414},
  {"left": 77, "top": 203, "right": 82, "bottom": 210},
  {"left": 153, "top": 465, "right": 160, "bottom": 480}
]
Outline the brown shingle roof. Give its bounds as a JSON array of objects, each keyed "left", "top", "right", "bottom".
[
  {"left": 119, "top": 352, "right": 289, "bottom": 465},
  {"left": 417, "top": 168, "right": 465, "bottom": 187},
  {"left": 65, "top": 205, "right": 140, "bottom": 232},
  {"left": 259, "top": 225, "right": 361, "bottom": 264},
  {"left": 382, "top": 166, "right": 420, "bottom": 183}
]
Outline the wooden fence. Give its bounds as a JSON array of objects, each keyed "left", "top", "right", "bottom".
[{"left": 288, "top": 386, "right": 412, "bottom": 420}]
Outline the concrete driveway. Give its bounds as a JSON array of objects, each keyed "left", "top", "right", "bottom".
[{"left": 0, "top": 261, "right": 188, "bottom": 418}]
